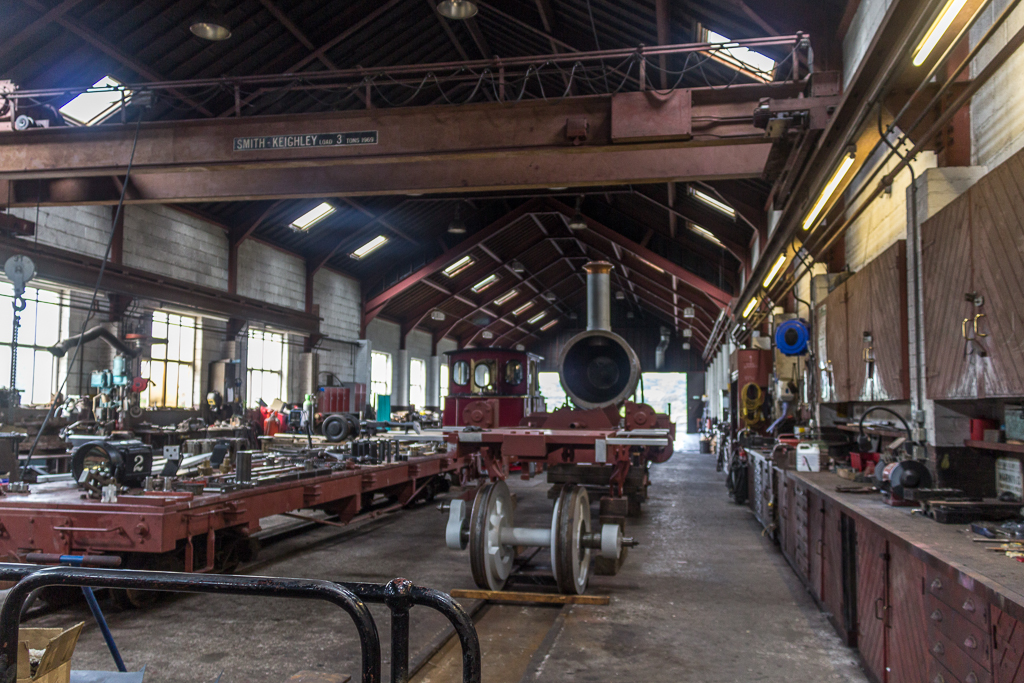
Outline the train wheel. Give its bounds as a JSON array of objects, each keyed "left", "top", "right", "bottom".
[
  {"left": 322, "top": 414, "right": 350, "bottom": 442},
  {"left": 552, "top": 484, "right": 592, "bottom": 595},
  {"left": 468, "top": 480, "right": 514, "bottom": 591}
]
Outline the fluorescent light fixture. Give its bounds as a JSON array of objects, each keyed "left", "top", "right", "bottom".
[
  {"left": 528, "top": 312, "right": 547, "bottom": 325},
  {"left": 436, "top": 0, "right": 478, "bottom": 19},
  {"left": 513, "top": 302, "right": 534, "bottom": 316},
  {"left": 481, "top": 330, "right": 494, "bottom": 339},
  {"left": 689, "top": 223, "right": 723, "bottom": 247},
  {"left": 742, "top": 298, "right": 759, "bottom": 318},
  {"left": 705, "top": 30, "right": 775, "bottom": 82},
  {"left": 540, "top": 319, "right": 558, "bottom": 331},
  {"left": 59, "top": 76, "right": 132, "bottom": 126},
  {"left": 762, "top": 254, "right": 788, "bottom": 288},
  {"left": 913, "top": 0, "right": 968, "bottom": 66},
  {"left": 289, "top": 202, "right": 335, "bottom": 230},
  {"left": 690, "top": 187, "right": 736, "bottom": 218},
  {"left": 802, "top": 147, "right": 856, "bottom": 231},
  {"left": 431, "top": 310, "right": 446, "bottom": 321},
  {"left": 352, "top": 235, "right": 388, "bottom": 258},
  {"left": 515, "top": 343, "right": 525, "bottom": 351},
  {"left": 494, "top": 289, "right": 519, "bottom": 306},
  {"left": 471, "top": 274, "right": 499, "bottom": 293},
  {"left": 443, "top": 255, "right": 474, "bottom": 277}
]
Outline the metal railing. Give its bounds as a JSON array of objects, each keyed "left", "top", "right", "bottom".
[{"left": 0, "top": 564, "right": 481, "bottom": 683}]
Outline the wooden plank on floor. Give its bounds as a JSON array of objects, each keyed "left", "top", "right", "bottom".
[{"left": 449, "top": 589, "right": 609, "bottom": 605}]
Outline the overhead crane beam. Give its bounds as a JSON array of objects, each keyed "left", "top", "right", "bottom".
[{"left": 0, "top": 83, "right": 818, "bottom": 206}]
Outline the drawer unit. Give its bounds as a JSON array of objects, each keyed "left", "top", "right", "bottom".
[
  {"left": 931, "top": 628, "right": 992, "bottom": 683},
  {"left": 927, "top": 568, "right": 990, "bottom": 631},
  {"left": 929, "top": 656, "right": 989, "bottom": 683},
  {"left": 927, "top": 594, "right": 991, "bottom": 671}
]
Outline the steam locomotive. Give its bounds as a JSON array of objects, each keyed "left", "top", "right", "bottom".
[{"left": 442, "top": 261, "right": 675, "bottom": 594}]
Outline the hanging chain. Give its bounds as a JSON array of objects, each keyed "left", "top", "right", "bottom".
[{"left": 10, "top": 291, "right": 25, "bottom": 399}]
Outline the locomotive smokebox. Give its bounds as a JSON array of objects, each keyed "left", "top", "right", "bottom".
[{"left": 557, "top": 261, "right": 641, "bottom": 410}]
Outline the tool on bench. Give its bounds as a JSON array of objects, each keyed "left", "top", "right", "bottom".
[{"left": 25, "top": 553, "right": 127, "bottom": 673}]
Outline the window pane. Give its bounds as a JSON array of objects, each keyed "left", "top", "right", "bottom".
[
  {"left": 148, "top": 360, "right": 165, "bottom": 408},
  {"left": 177, "top": 362, "right": 193, "bottom": 409},
  {"left": 164, "top": 360, "right": 179, "bottom": 408}
]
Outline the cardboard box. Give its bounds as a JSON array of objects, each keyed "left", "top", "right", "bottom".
[{"left": 18, "top": 623, "right": 84, "bottom": 683}]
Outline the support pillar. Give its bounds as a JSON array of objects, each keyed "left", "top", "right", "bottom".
[
  {"left": 427, "top": 354, "right": 442, "bottom": 410},
  {"left": 394, "top": 335, "right": 410, "bottom": 410}
]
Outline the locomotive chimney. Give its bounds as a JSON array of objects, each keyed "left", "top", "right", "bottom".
[{"left": 584, "top": 261, "right": 613, "bottom": 332}]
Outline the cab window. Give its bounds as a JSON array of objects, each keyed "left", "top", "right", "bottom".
[
  {"left": 453, "top": 360, "right": 470, "bottom": 386},
  {"left": 505, "top": 360, "right": 523, "bottom": 386},
  {"left": 472, "top": 360, "right": 497, "bottom": 394}
]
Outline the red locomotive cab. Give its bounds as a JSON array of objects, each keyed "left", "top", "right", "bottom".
[{"left": 442, "top": 348, "right": 546, "bottom": 428}]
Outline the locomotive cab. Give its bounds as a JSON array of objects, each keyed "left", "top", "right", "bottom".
[{"left": 442, "top": 348, "right": 546, "bottom": 428}]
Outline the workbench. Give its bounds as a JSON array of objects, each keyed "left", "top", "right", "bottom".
[{"left": 770, "top": 466, "right": 1024, "bottom": 683}]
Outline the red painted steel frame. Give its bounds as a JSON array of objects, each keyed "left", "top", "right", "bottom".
[{"left": 0, "top": 452, "right": 472, "bottom": 564}]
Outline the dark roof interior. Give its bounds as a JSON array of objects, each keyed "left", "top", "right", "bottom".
[{"left": 0, "top": 0, "right": 836, "bottom": 344}]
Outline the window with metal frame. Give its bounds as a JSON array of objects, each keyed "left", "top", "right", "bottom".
[
  {"left": 247, "top": 327, "right": 287, "bottom": 408},
  {"left": 0, "top": 283, "right": 68, "bottom": 406},
  {"left": 409, "top": 357, "right": 426, "bottom": 409},
  {"left": 370, "top": 350, "right": 392, "bottom": 405},
  {"left": 142, "top": 312, "right": 199, "bottom": 409}
]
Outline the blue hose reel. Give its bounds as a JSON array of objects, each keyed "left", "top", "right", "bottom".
[{"left": 775, "top": 319, "right": 810, "bottom": 356}]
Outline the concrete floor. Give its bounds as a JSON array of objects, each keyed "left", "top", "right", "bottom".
[{"left": 4, "top": 448, "right": 870, "bottom": 683}]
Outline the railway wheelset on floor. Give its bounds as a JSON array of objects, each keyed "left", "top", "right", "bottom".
[{"left": 442, "top": 262, "right": 675, "bottom": 594}]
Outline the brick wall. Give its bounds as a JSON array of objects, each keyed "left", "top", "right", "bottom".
[
  {"left": 236, "top": 239, "right": 306, "bottom": 310},
  {"left": 10, "top": 205, "right": 112, "bottom": 258}
]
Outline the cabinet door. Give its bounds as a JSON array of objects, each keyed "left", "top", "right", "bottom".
[
  {"left": 809, "top": 491, "right": 825, "bottom": 602},
  {"left": 993, "top": 604, "right": 1024, "bottom": 683},
  {"left": 779, "top": 474, "right": 795, "bottom": 564},
  {"left": 794, "top": 482, "right": 810, "bottom": 583},
  {"left": 821, "top": 281, "right": 851, "bottom": 403},
  {"left": 869, "top": 241, "right": 910, "bottom": 401},
  {"left": 970, "top": 158, "right": 1024, "bottom": 398},
  {"left": 922, "top": 188, "right": 981, "bottom": 399},
  {"left": 857, "top": 525, "right": 889, "bottom": 682},
  {"left": 846, "top": 269, "right": 872, "bottom": 402},
  {"left": 823, "top": 499, "right": 852, "bottom": 644},
  {"left": 887, "top": 543, "right": 928, "bottom": 683}
]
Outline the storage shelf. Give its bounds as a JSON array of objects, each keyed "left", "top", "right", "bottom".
[{"left": 964, "top": 439, "right": 1024, "bottom": 454}]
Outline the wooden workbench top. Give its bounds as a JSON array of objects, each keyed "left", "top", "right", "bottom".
[{"left": 792, "top": 470, "right": 1024, "bottom": 619}]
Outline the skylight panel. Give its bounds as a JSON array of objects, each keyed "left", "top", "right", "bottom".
[
  {"left": 290, "top": 202, "right": 335, "bottom": 230},
  {"left": 59, "top": 76, "right": 132, "bottom": 126},
  {"left": 443, "top": 256, "right": 474, "bottom": 277},
  {"left": 352, "top": 235, "right": 388, "bottom": 258},
  {"left": 705, "top": 30, "right": 775, "bottom": 82}
]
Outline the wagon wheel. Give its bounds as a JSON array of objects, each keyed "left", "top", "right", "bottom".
[
  {"left": 552, "top": 484, "right": 592, "bottom": 595},
  {"left": 468, "top": 480, "right": 515, "bottom": 591}
]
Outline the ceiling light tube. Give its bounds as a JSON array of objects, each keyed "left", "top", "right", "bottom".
[
  {"left": 742, "top": 297, "right": 759, "bottom": 318},
  {"left": 290, "top": 202, "right": 335, "bottom": 230},
  {"left": 494, "top": 289, "right": 519, "bottom": 306},
  {"left": 443, "top": 255, "right": 474, "bottom": 277},
  {"left": 540, "top": 319, "right": 558, "bottom": 331},
  {"left": 527, "top": 312, "right": 547, "bottom": 325},
  {"left": 471, "top": 274, "right": 499, "bottom": 293},
  {"left": 913, "top": 0, "right": 969, "bottom": 66},
  {"left": 802, "top": 147, "right": 856, "bottom": 231},
  {"left": 762, "top": 254, "right": 787, "bottom": 288},
  {"left": 513, "top": 302, "right": 534, "bottom": 316},
  {"left": 690, "top": 187, "right": 736, "bottom": 218}
]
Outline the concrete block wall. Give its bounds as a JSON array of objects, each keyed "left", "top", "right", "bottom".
[
  {"left": 236, "top": 240, "right": 306, "bottom": 311},
  {"left": 9, "top": 205, "right": 113, "bottom": 258},
  {"left": 844, "top": 145, "right": 935, "bottom": 272},
  {"left": 123, "top": 205, "right": 229, "bottom": 290},
  {"left": 971, "top": 0, "right": 1024, "bottom": 168},
  {"left": 842, "top": 0, "right": 893, "bottom": 87},
  {"left": 314, "top": 269, "right": 362, "bottom": 385}
]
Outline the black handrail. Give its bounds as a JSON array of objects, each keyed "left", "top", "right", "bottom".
[
  {"left": 0, "top": 564, "right": 482, "bottom": 683},
  {"left": 0, "top": 566, "right": 379, "bottom": 683}
]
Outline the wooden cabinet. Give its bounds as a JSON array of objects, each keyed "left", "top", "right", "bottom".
[
  {"left": 992, "top": 604, "right": 1024, "bottom": 682},
  {"left": 817, "top": 241, "right": 909, "bottom": 403},
  {"left": 793, "top": 480, "right": 810, "bottom": 584},
  {"left": 857, "top": 525, "right": 889, "bottom": 682},
  {"left": 888, "top": 543, "right": 928, "bottom": 682},
  {"left": 922, "top": 155, "right": 1024, "bottom": 399},
  {"left": 822, "top": 498, "right": 855, "bottom": 645},
  {"left": 809, "top": 491, "right": 825, "bottom": 602},
  {"left": 817, "top": 281, "right": 850, "bottom": 403}
]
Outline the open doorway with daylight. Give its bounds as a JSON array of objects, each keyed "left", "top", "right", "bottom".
[{"left": 639, "top": 373, "right": 687, "bottom": 429}]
